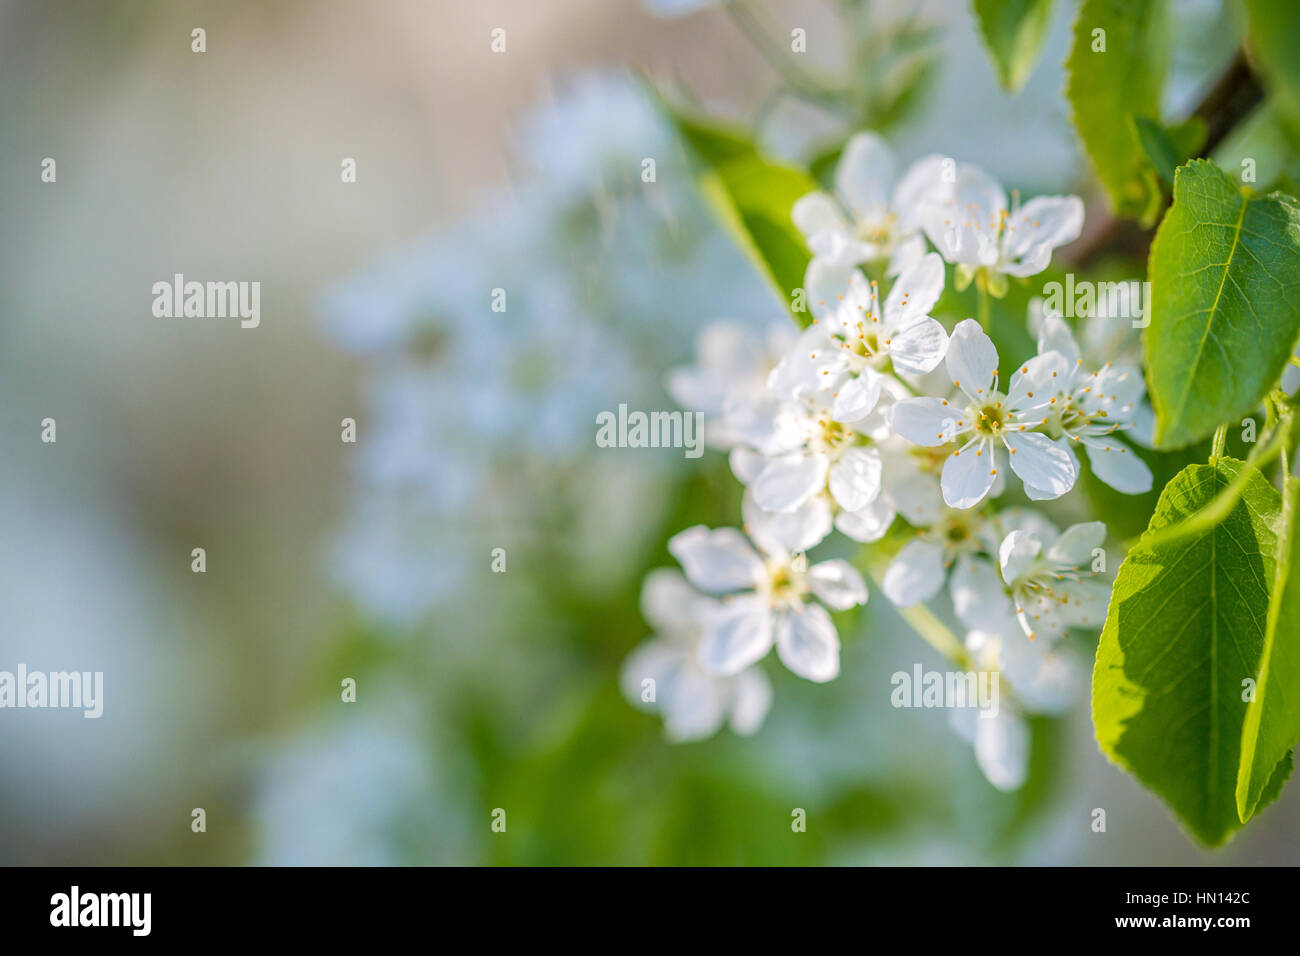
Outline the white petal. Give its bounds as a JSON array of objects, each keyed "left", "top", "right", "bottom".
[
  {"left": 941, "top": 441, "right": 998, "bottom": 509},
  {"left": 885, "top": 458, "right": 943, "bottom": 526},
  {"left": 1004, "top": 431, "right": 1077, "bottom": 499},
  {"left": 699, "top": 596, "right": 774, "bottom": 675},
  {"left": 808, "top": 559, "right": 869, "bottom": 610},
  {"left": 974, "top": 710, "right": 1029, "bottom": 791},
  {"left": 834, "top": 132, "right": 896, "bottom": 224},
  {"left": 835, "top": 496, "right": 896, "bottom": 542},
  {"left": 887, "top": 233, "right": 928, "bottom": 276},
  {"left": 1035, "top": 313, "right": 1081, "bottom": 367},
  {"left": 752, "top": 452, "right": 829, "bottom": 513},
  {"left": 1000, "top": 195, "right": 1085, "bottom": 277},
  {"left": 619, "top": 639, "right": 683, "bottom": 712},
  {"left": 950, "top": 556, "right": 1016, "bottom": 632},
  {"left": 888, "top": 317, "right": 949, "bottom": 376},
  {"left": 831, "top": 368, "right": 885, "bottom": 422},
  {"left": 774, "top": 604, "right": 840, "bottom": 682},
  {"left": 668, "top": 526, "right": 765, "bottom": 593},
  {"left": 882, "top": 538, "right": 945, "bottom": 606},
  {"left": 792, "top": 190, "right": 847, "bottom": 238},
  {"left": 1046, "top": 521, "right": 1107, "bottom": 567},
  {"left": 1006, "top": 349, "right": 1070, "bottom": 411},
  {"left": 945, "top": 318, "right": 999, "bottom": 399},
  {"left": 1058, "top": 578, "right": 1112, "bottom": 630},
  {"left": 729, "top": 445, "right": 767, "bottom": 484},
  {"left": 743, "top": 488, "right": 832, "bottom": 554},
  {"left": 727, "top": 667, "right": 773, "bottom": 736},
  {"left": 805, "top": 258, "right": 860, "bottom": 323},
  {"left": 998, "top": 529, "right": 1042, "bottom": 584},
  {"left": 1085, "top": 438, "right": 1153, "bottom": 494},
  {"left": 662, "top": 665, "right": 727, "bottom": 742},
  {"left": 884, "top": 252, "right": 946, "bottom": 330},
  {"left": 892, "top": 154, "right": 952, "bottom": 231},
  {"left": 828, "top": 446, "right": 883, "bottom": 512},
  {"left": 768, "top": 326, "right": 843, "bottom": 399},
  {"left": 639, "top": 567, "right": 706, "bottom": 634},
  {"left": 920, "top": 162, "right": 1007, "bottom": 265},
  {"left": 889, "top": 396, "right": 959, "bottom": 447}
]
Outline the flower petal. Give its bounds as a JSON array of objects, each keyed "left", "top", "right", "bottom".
[
  {"left": 808, "top": 559, "right": 869, "bottom": 610},
  {"left": 828, "top": 446, "right": 883, "bottom": 512},
  {"left": 791, "top": 190, "right": 847, "bottom": 238},
  {"left": 889, "top": 396, "right": 959, "bottom": 446},
  {"left": 639, "top": 567, "right": 706, "bottom": 634},
  {"left": 941, "top": 441, "right": 998, "bottom": 509},
  {"left": 834, "top": 132, "right": 896, "bottom": 224},
  {"left": 950, "top": 555, "right": 1016, "bottom": 632},
  {"left": 743, "top": 488, "right": 833, "bottom": 554},
  {"left": 774, "top": 604, "right": 840, "bottom": 682},
  {"left": 1004, "top": 431, "right": 1077, "bottom": 499},
  {"left": 668, "top": 525, "right": 766, "bottom": 593},
  {"left": 1035, "top": 313, "right": 1081, "bottom": 367},
  {"left": 946, "top": 318, "right": 999, "bottom": 399},
  {"left": 975, "top": 710, "right": 1029, "bottom": 791},
  {"left": 1046, "top": 520, "right": 1107, "bottom": 567},
  {"left": 662, "top": 666, "right": 727, "bottom": 742},
  {"left": 727, "top": 667, "right": 773, "bottom": 736},
  {"left": 998, "top": 528, "right": 1042, "bottom": 584},
  {"left": 835, "top": 496, "right": 897, "bottom": 542},
  {"left": 1006, "top": 349, "right": 1070, "bottom": 411},
  {"left": 1000, "top": 195, "right": 1084, "bottom": 277},
  {"left": 888, "top": 317, "right": 949, "bottom": 376},
  {"left": 1084, "top": 438, "right": 1153, "bottom": 494},
  {"left": 699, "top": 595, "right": 774, "bottom": 675},
  {"left": 752, "top": 452, "right": 829, "bottom": 513},
  {"left": 882, "top": 538, "right": 945, "bottom": 606},
  {"left": 892, "top": 153, "right": 951, "bottom": 231},
  {"left": 884, "top": 251, "right": 946, "bottom": 331},
  {"left": 831, "top": 368, "right": 885, "bottom": 422}
]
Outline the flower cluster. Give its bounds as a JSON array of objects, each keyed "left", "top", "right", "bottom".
[{"left": 622, "top": 133, "right": 1150, "bottom": 787}]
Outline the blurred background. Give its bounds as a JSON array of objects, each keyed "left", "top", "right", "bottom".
[{"left": 1, "top": 0, "right": 1296, "bottom": 865}]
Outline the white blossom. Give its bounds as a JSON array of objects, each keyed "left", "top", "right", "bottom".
[
  {"left": 888, "top": 319, "right": 1079, "bottom": 508},
  {"left": 620, "top": 569, "right": 773, "bottom": 741},
  {"left": 793, "top": 132, "right": 949, "bottom": 275},
  {"left": 998, "top": 521, "right": 1111, "bottom": 641},
  {"left": 919, "top": 162, "right": 1083, "bottom": 296},
  {"left": 667, "top": 517, "right": 867, "bottom": 683}
]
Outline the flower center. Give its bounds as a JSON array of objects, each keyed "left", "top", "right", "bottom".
[{"left": 973, "top": 400, "right": 1007, "bottom": 436}]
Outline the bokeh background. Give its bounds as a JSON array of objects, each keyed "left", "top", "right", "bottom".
[{"left": 2, "top": 0, "right": 1297, "bottom": 865}]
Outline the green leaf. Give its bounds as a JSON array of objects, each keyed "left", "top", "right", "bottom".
[
  {"left": 1238, "top": 473, "right": 1300, "bottom": 820},
  {"left": 1244, "top": 0, "right": 1300, "bottom": 128},
  {"left": 972, "top": 0, "right": 1055, "bottom": 92},
  {"left": 1145, "top": 160, "right": 1300, "bottom": 448},
  {"left": 1093, "top": 458, "right": 1289, "bottom": 846},
  {"left": 665, "top": 109, "right": 819, "bottom": 326},
  {"left": 1132, "top": 115, "right": 1206, "bottom": 186},
  {"left": 1064, "top": 0, "right": 1170, "bottom": 221}
]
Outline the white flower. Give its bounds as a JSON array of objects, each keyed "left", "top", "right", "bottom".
[
  {"left": 949, "top": 699, "right": 1030, "bottom": 792},
  {"left": 666, "top": 320, "right": 798, "bottom": 451},
  {"left": 881, "top": 505, "right": 1054, "bottom": 632},
  {"left": 736, "top": 382, "right": 894, "bottom": 515},
  {"left": 998, "top": 521, "right": 1112, "bottom": 641},
  {"left": 920, "top": 162, "right": 1083, "bottom": 295},
  {"left": 1033, "top": 314, "right": 1154, "bottom": 494},
  {"left": 889, "top": 319, "right": 1079, "bottom": 508},
  {"left": 620, "top": 569, "right": 772, "bottom": 742},
  {"left": 667, "top": 519, "right": 868, "bottom": 683},
  {"left": 771, "top": 253, "right": 949, "bottom": 423},
  {"left": 793, "top": 132, "right": 948, "bottom": 275}
]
